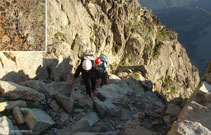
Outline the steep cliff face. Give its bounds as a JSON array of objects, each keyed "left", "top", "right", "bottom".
[
  {"left": 46, "top": 0, "right": 199, "bottom": 100},
  {"left": 0, "top": 0, "right": 199, "bottom": 100}
]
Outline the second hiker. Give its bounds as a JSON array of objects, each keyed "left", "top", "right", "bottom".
[{"left": 96, "top": 54, "right": 109, "bottom": 86}]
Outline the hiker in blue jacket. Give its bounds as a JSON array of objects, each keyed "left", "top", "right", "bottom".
[{"left": 96, "top": 54, "right": 109, "bottom": 86}]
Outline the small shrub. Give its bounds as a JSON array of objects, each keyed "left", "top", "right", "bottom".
[
  {"left": 54, "top": 32, "right": 66, "bottom": 41},
  {"left": 161, "top": 77, "right": 178, "bottom": 100},
  {"left": 152, "top": 40, "right": 162, "bottom": 59}
]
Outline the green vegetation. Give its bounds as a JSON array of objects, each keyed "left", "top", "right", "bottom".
[
  {"left": 132, "top": 73, "right": 141, "bottom": 80},
  {"left": 125, "top": 8, "right": 142, "bottom": 33},
  {"left": 152, "top": 40, "right": 163, "bottom": 59},
  {"left": 125, "top": 20, "right": 142, "bottom": 33},
  {"left": 54, "top": 32, "right": 66, "bottom": 42},
  {"left": 157, "top": 27, "right": 168, "bottom": 40},
  {"left": 160, "top": 76, "right": 178, "bottom": 100}
]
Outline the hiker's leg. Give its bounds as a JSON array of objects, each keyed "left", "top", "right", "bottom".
[
  {"left": 101, "top": 73, "right": 107, "bottom": 86},
  {"left": 91, "top": 77, "right": 96, "bottom": 92},
  {"left": 91, "top": 77, "right": 98, "bottom": 96},
  {"left": 83, "top": 77, "right": 92, "bottom": 97}
]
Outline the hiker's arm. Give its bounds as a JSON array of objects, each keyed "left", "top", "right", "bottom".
[{"left": 72, "top": 64, "right": 82, "bottom": 88}]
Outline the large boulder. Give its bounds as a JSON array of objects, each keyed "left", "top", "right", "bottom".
[
  {"left": 53, "top": 93, "right": 74, "bottom": 114},
  {"left": 165, "top": 103, "right": 181, "bottom": 116},
  {"left": 79, "top": 112, "right": 99, "bottom": 127},
  {"left": 168, "top": 120, "right": 211, "bottom": 135},
  {"left": 20, "top": 108, "right": 55, "bottom": 134},
  {"left": 20, "top": 80, "right": 72, "bottom": 96},
  {"left": 13, "top": 107, "right": 25, "bottom": 124},
  {"left": 0, "top": 80, "right": 45, "bottom": 101},
  {"left": 198, "top": 81, "right": 211, "bottom": 95}
]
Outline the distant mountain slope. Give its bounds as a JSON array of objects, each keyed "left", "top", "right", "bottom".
[
  {"left": 189, "top": 0, "right": 211, "bottom": 11},
  {"left": 154, "top": 7, "right": 211, "bottom": 75},
  {"left": 139, "top": 0, "right": 198, "bottom": 10}
]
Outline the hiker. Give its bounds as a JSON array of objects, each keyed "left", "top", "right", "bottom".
[
  {"left": 96, "top": 54, "right": 109, "bottom": 86},
  {"left": 72, "top": 52, "right": 101, "bottom": 97}
]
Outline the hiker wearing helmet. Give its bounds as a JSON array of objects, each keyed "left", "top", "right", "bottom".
[
  {"left": 72, "top": 52, "right": 101, "bottom": 97},
  {"left": 96, "top": 54, "right": 109, "bottom": 86}
]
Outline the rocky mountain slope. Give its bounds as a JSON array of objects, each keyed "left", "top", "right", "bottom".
[
  {"left": 0, "top": 0, "right": 201, "bottom": 134},
  {"left": 0, "top": 0, "right": 45, "bottom": 51},
  {"left": 46, "top": 0, "right": 199, "bottom": 100},
  {"left": 154, "top": 7, "right": 211, "bottom": 76},
  {"left": 139, "top": 0, "right": 211, "bottom": 75}
]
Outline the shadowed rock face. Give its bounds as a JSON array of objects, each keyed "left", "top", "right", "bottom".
[{"left": 0, "top": 0, "right": 45, "bottom": 51}]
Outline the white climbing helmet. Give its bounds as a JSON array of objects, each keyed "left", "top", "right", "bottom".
[{"left": 82, "top": 59, "right": 92, "bottom": 71}]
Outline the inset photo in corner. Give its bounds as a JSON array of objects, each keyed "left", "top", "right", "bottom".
[{"left": 0, "top": 0, "right": 46, "bottom": 51}]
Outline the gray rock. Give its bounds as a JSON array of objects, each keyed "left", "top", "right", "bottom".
[
  {"left": 13, "top": 107, "right": 25, "bottom": 124},
  {"left": 0, "top": 80, "right": 45, "bottom": 101},
  {"left": 49, "top": 100, "right": 60, "bottom": 112},
  {"left": 168, "top": 120, "right": 211, "bottom": 135},
  {"left": 204, "top": 92, "right": 211, "bottom": 102},
  {"left": 71, "top": 90, "right": 84, "bottom": 101},
  {"left": 120, "top": 109, "right": 131, "bottom": 121},
  {"left": 60, "top": 111, "right": 69, "bottom": 123},
  {"left": 198, "top": 81, "right": 211, "bottom": 95},
  {"left": 72, "top": 120, "right": 91, "bottom": 133},
  {"left": 163, "top": 115, "right": 171, "bottom": 127},
  {"left": 165, "top": 103, "right": 181, "bottom": 116},
  {"left": 79, "top": 112, "right": 99, "bottom": 127},
  {"left": 20, "top": 80, "right": 72, "bottom": 96},
  {"left": 76, "top": 95, "right": 93, "bottom": 109},
  {"left": 53, "top": 93, "right": 74, "bottom": 114},
  {"left": 175, "top": 101, "right": 211, "bottom": 130},
  {"left": 138, "top": 112, "right": 145, "bottom": 120},
  {"left": 72, "top": 132, "right": 98, "bottom": 135},
  {"left": 94, "top": 98, "right": 119, "bottom": 118},
  {"left": 109, "top": 74, "right": 121, "bottom": 84},
  {"left": 20, "top": 108, "right": 55, "bottom": 134},
  {"left": 0, "top": 100, "right": 26, "bottom": 112},
  {"left": 103, "top": 131, "right": 121, "bottom": 135},
  {"left": 123, "top": 120, "right": 156, "bottom": 135}
]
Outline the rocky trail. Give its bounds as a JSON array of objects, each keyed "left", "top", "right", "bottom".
[
  {"left": 0, "top": 0, "right": 45, "bottom": 51},
  {"left": 0, "top": 74, "right": 184, "bottom": 135}
]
